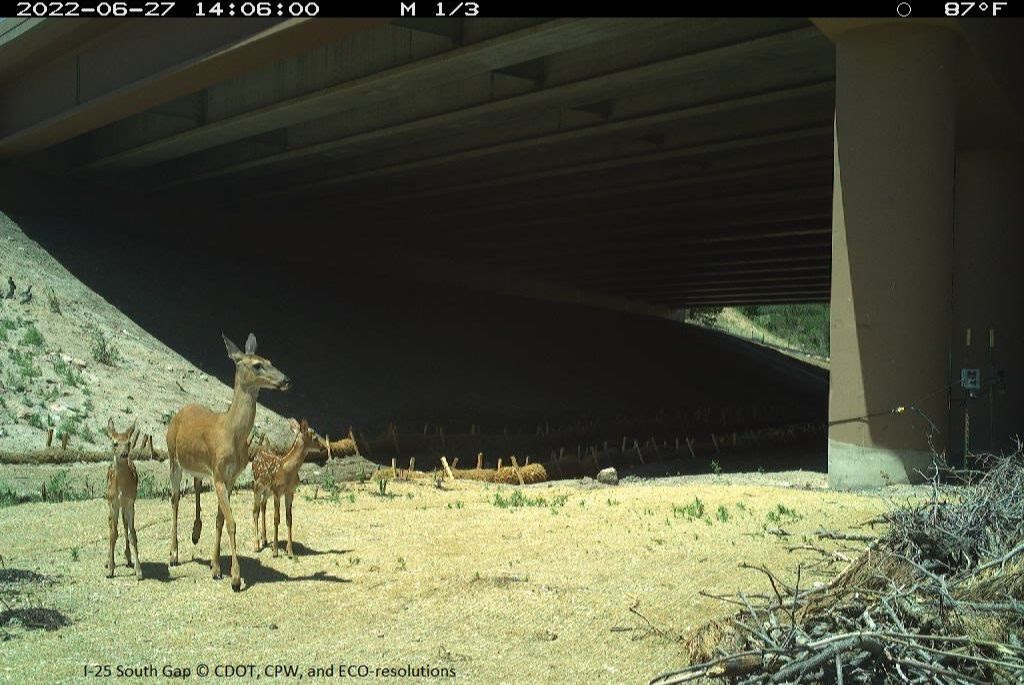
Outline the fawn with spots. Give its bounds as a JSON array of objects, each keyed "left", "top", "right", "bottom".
[
  {"left": 251, "top": 419, "right": 324, "bottom": 558},
  {"left": 106, "top": 418, "right": 142, "bottom": 580}
]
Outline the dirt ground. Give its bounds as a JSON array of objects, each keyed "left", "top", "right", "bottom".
[{"left": 0, "top": 472, "right": 909, "bottom": 685}]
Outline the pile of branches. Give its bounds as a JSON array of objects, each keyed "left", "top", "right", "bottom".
[{"left": 651, "top": 451, "right": 1024, "bottom": 685}]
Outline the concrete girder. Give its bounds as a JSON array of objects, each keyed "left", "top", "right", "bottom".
[
  {"left": 0, "top": 19, "right": 388, "bottom": 157},
  {"left": 75, "top": 18, "right": 661, "bottom": 173},
  {"left": 158, "top": 27, "right": 830, "bottom": 201}
]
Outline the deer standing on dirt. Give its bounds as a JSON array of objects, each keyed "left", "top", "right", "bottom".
[
  {"left": 106, "top": 418, "right": 141, "bottom": 580},
  {"left": 251, "top": 418, "right": 324, "bottom": 558},
  {"left": 165, "top": 333, "right": 290, "bottom": 591}
]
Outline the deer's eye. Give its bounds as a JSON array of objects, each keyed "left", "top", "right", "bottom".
[{"left": 252, "top": 362, "right": 263, "bottom": 370}]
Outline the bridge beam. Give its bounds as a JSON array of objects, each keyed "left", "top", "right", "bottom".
[{"left": 0, "top": 18, "right": 386, "bottom": 157}]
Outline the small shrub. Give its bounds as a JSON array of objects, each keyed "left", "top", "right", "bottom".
[
  {"left": 43, "top": 469, "right": 87, "bottom": 502},
  {"left": 138, "top": 472, "right": 167, "bottom": 499},
  {"left": 8, "top": 348, "right": 41, "bottom": 379},
  {"left": 46, "top": 288, "right": 62, "bottom": 315},
  {"left": 765, "top": 503, "right": 802, "bottom": 524},
  {"left": 492, "top": 490, "right": 564, "bottom": 509},
  {"left": 716, "top": 505, "right": 731, "bottom": 523},
  {"left": 4, "top": 371, "right": 25, "bottom": 393},
  {"left": 86, "top": 325, "right": 121, "bottom": 366},
  {"left": 673, "top": 497, "right": 706, "bottom": 521},
  {"left": 377, "top": 477, "right": 390, "bottom": 497},
  {"left": 52, "top": 357, "right": 83, "bottom": 388},
  {"left": 710, "top": 460, "right": 722, "bottom": 475},
  {"left": 56, "top": 415, "right": 81, "bottom": 439},
  {"left": 79, "top": 423, "right": 96, "bottom": 444},
  {"left": 19, "top": 324, "right": 44, "bottom": 347},
  {"left": 70, "top": 547, "right": 79, "bottom": 562},
  {"left": 0, "top": 478, "right": 17, "bottom": 507},
  {"left": 688, "top": 306, "right": 724, "bottom": 326}
]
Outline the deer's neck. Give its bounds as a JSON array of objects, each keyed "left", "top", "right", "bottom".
[
  {"left": 225, "top": 371, "right": 259, "bottom": 445},
  {"left": 282, "top": 442, "right": 310, "bottom": 472}
]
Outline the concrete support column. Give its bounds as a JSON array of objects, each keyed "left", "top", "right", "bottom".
[
  {"left": 828, "top": 25, "right": 958, "bottom": 489},
  {"left": 949, "top": 149, "right": 1024, "bottom": 459}
]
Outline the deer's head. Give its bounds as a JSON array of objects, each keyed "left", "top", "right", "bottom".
[
  {"left": 288, "top": 418, "right": 324, "bottom": 457},
  {"left": 223, "top": 333, "right": 291, "bottom": 392},
  {"left": 106, "top": 418, "right": 138, "bottom": 459}
]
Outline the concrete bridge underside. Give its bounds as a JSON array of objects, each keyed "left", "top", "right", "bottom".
[{"left": 0, "top": 17, "right": 1021, "bottom": 487}]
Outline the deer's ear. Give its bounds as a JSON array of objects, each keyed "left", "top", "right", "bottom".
[
  {"left": 223, "top": 334, "right": 243, "bottom": 361},
  {"left": 244, "top": 333, "right": 258, "bottom": 354},
  {"left": 106, "top": 417, "right": 116, "bottom": 437},
  {"left": 300, "top": 418, "right": 309, "bottom": 432}
]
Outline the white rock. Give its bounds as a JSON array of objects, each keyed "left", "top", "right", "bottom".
[{"left": 596, "top": 467, "right": 618, "bottom": 485}]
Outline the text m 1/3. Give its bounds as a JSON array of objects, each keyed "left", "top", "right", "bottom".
[{"left": 399, "top": 1, "right": 480, "bottom": 15}]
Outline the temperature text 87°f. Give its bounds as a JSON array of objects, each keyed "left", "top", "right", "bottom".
[{"left": 398, "top": 2, "right": 480, "bottom": 15}]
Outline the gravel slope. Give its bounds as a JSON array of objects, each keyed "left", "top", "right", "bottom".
[{"left": 0, "top": 211, "right": 292, "bottom": 454}]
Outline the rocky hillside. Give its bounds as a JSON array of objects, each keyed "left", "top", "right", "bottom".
[{"left": 0, "top": 212, "right": 292, "bottom": 454}]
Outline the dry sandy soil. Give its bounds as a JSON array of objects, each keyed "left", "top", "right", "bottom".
[
  {"left": 0, "top": 211, "right": 292, "bottom": 453},
  {"left": 0, "top": 472, "right": 913, "bottom": 685}
]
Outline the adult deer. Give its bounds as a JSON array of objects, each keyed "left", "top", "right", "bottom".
[
  {"left": 251, "top": 418, "right": 324, "bottom": 558},
  {"left": 166, "top": 333, "right": 290, "bottom": 591},
  {"left": 106, "top": 418, "right": 141, "bottom": 580}
]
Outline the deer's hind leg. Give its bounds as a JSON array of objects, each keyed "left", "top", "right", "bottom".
[
  {"left": 252, "top": 487, "right": 264, "bottom": 553},
  {"left": 260, "top": 494, "right": 268, "bottom": 547},
  {"left": 272, "top": 494, "right": 281, "bottom": 558},
  {"left": 169, "top": 459, "right": 182, "bottom": 566},
  {"left": 191, "top": 477, "right": 203, "bottom": 545},
  {"left": 285, "top": 491, "right": 295, "bottom": 559}
]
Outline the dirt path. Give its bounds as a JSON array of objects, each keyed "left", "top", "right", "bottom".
[{"left": 0, "top": 476, "right": 903, "bottom": 684}]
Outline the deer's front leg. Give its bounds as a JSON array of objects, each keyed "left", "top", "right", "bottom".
[
  {"left": 121, "top": 509, "right": 132, "bottom": 567},
  {"left": 107, "top": 501, "right": 119, "bottom": 578},
  {"left": 214, "top": 479, "right": 242, "bottom": 592},
  {"left": 285, "top": 491, "right": 294, "bottom": 559},
  {"left": 124, "top": 499, "right": 142, "bottom": 580}
]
